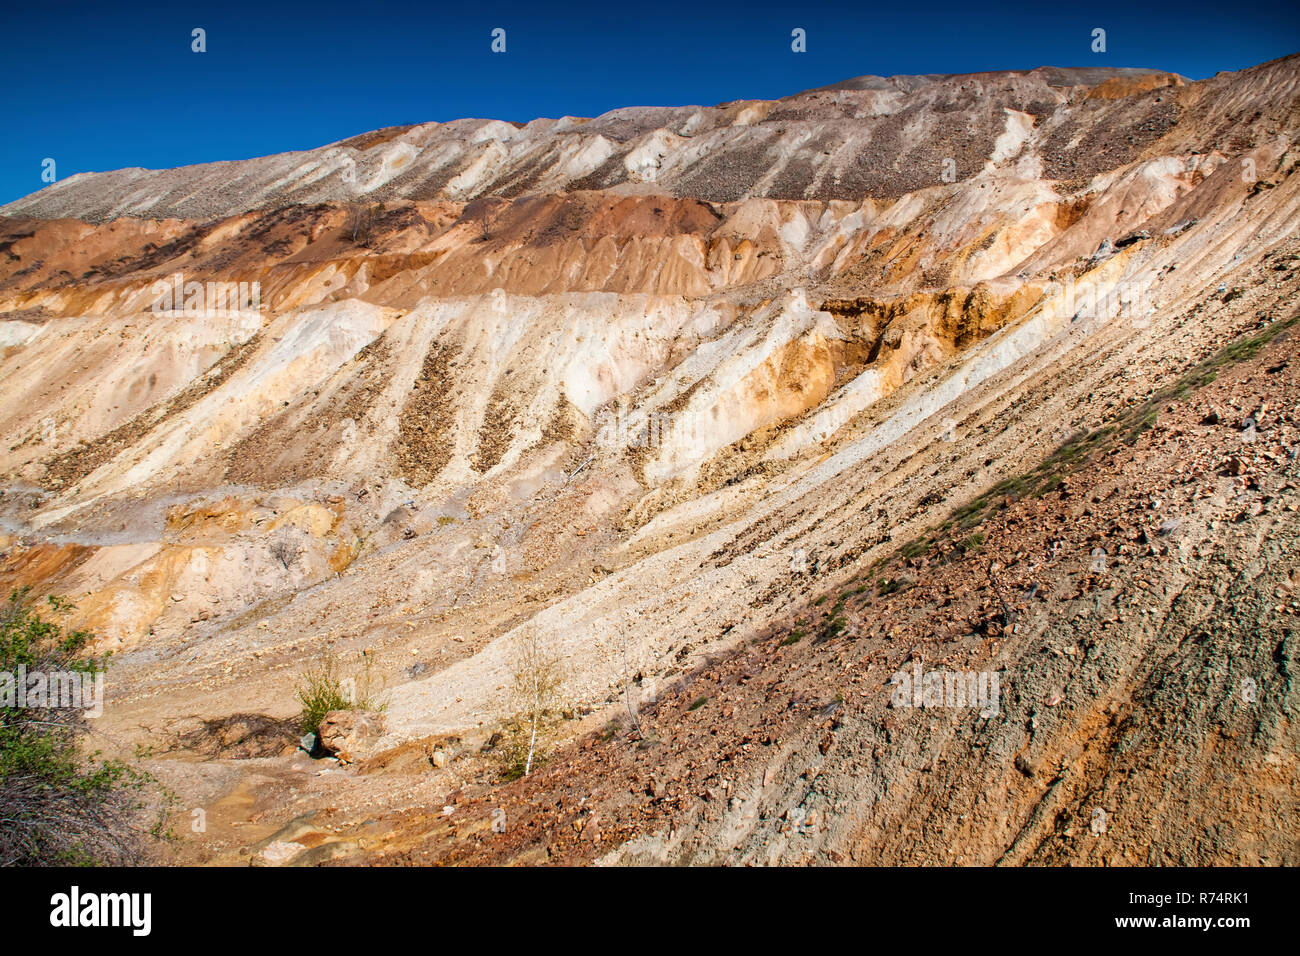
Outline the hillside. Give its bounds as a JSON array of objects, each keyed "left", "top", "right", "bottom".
[{"left": 1, "top": 54, "right": 1297, "bottom": 866}]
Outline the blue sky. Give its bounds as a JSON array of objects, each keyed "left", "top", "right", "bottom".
[{"left": 2, "top": 0, "right": 1297, "bottom": 206}]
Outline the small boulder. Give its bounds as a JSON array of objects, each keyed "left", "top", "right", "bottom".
[
  {"left": 316, "top": 710, "right": 385, "bottom": 764},
  {"left": 1089, "top": 238, "right": 1116, "bottom": 262},
  {"left": 254, "top": 840, "right": 306, "bottom": 867}
]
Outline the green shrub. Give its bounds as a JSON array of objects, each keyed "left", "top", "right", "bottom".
[
  {"left": 294, "top": 648, "right": 382, "bottom": 736},
  {"left": 0, "top": 588, "right": 161, "bottom": 865},
  {"left": 823, "top": 615, "right": 849, "bottom": 639}
]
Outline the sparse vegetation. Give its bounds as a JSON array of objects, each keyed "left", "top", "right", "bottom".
[
  {"left": 343, "top": 203, "right": 382, "bottom": 247},
  {"left": 496, "top": 631, "right": 565, "bottom": 780},
  {"left": 900, "top": 537, "right": 931, "bottom": 559},
  {"left": 294, "top": 647, "right": 383, "bottom": 736},
  {"left": 269, "top": 532, "right": 300, "bottom": 571},
  {"left": 872, "top": 312, "right": 1300, "bottom": 578},
  {"left": 0, "top": 589, "right": 163, "bottom": 865},
  {"left": 878, "top": 576, "right": 911, "bottom": 596}
]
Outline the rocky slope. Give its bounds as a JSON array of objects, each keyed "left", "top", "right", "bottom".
[{"left": 1, "top": 54, "right": 1297, "bottom": 865}]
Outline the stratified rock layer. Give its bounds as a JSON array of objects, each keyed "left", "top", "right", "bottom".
[{"left": 1, "top": 54, "right": 1297, "bottom": 865}]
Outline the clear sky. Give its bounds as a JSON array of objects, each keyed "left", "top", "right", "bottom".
[{"left": 2, "top": 0, "right": 1297, "bottom": 206}]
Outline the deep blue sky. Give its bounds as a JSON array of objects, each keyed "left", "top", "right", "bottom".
[{"left": 2, "top": 0, "right": 1297, "bottom": 206}]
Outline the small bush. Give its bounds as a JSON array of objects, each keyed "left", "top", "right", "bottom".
[
  {"left": 495, "top": 715, "right": 553, "bottom": 781},
  {"left": 294, "top": 648, "right": 383, "bottom": 736},
  {"left": 269, "top": 533, "right": 300, "bottom": 571},
  {"left": 495, "top": 632, "right": 565, "bottom": 780},
  {"left": 823, "top": 615, "right": 849, "bottom": 639},
  {"left": 899, "top": 537, "right": 932, "bottom": 559},
  {"left": 0, "top": 588, "right": 163, "bottom": 865}
]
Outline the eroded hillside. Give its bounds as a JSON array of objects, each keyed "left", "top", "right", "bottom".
[{"left": 1, "top": 54, "right": 1297, "bottom": 866}]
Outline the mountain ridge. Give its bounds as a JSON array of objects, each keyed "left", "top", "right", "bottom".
[{"left": 8, "top": 57, "right": 1290, "bottom": 223}]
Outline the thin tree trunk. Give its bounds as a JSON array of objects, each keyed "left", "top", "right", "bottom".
[
  {"left": 623, "top": 634, "right": 640, "bottom": 732},
  {"left": 524, "top": 706, "right": 538, "bottom": 775}
]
